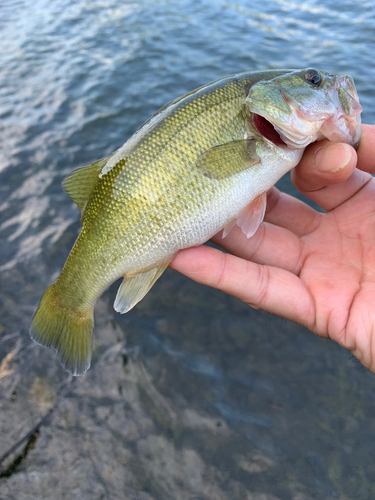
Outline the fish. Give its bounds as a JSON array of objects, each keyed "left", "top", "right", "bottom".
[{"left": 30, "top": 68, "right": 362, "bottom": 376}]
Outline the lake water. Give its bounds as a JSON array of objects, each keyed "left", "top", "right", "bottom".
[{"left": 1, "top": 1, "right": 375, "bottom": 499}]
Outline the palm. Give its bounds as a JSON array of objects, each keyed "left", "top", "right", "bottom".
[
  {"left": 170, "top": 126, "right": 375, "bottom": 373},
  {"left": 297, "top": 181, "right": 375, "bottom": 367}
]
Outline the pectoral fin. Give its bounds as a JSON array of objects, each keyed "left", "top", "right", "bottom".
[
  {"left": 196, "top": 139, "right": 260, "bottom": 180},
  {"left": 114, "top": 261, "right": 171, "bottom": 314},
  {"left": 222, "top": 192, "right": 267, "bottom": 239}
]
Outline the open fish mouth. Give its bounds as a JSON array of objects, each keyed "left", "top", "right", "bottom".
[
  {"left": 246, "top": 69, "right": 362, "bottom": 150},
  {"left": 253, "top": 113, "right": 287, "bottom": 147}
]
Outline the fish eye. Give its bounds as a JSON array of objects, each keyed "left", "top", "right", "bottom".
[{"left": 305, "top": 68, "right": 321, "bottom": 86}]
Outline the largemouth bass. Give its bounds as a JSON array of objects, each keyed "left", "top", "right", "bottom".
[{"left": 30, "top": 68, "right": 362, "bottom": 375}]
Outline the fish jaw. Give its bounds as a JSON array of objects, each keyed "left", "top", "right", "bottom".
[
  {"left": 319, "top": 75, "right": 362, "bottom": 149},
  {"left": 245, "top": 69, "right": 362, "bottom": 150}
]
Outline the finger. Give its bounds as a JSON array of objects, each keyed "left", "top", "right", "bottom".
[
  {"left": 295, "top": 140, "right": 356, "bottom": 191},
  {"left": 292, "top": 126, "right": 375, "bottom": 212},
  {"left": 211, "top": 219, "right": 303, "bottom": 274},
  {"left": 301, "top": 169, "right": 373, "bottom": 212},
  {"left": 170, "top": 245, "right": 315, "bottom": 327},
  {"left": 355, "top": 124, "right": 375, "bottom": 174},
  {"left": 209, "top": 185, "right": 323, "bottom": 272},
  {"left": 291, "top": 141, "right": 366, "bottom": 211},
  {"left": 263, "top": 187, "right": 322, "bottom": 237}
]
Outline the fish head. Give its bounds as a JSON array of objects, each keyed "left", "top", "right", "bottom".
[{"left": 245, "top": 68, "right": 362, "bottom": 149}]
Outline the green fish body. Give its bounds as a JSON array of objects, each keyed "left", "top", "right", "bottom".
[{"left": 30, "top": 69, "right": 362, "bottom": 375}]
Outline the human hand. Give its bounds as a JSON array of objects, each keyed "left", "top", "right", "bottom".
[{"left": 170, "top": 125, "right": 375, "bottom": 374}]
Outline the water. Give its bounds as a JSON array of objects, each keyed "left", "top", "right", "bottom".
[{"left": 1, "top": 1, "right": 375, "bottom": 499}]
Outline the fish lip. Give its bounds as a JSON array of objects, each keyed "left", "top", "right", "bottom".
[
  {"left": 317, "top": 75, "right": 362, "bottom": 147},
  {"left": 336, "top": 75, "right": 363, "bottom": 117}
]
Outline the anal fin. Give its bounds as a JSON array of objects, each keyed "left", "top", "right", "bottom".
[{"left": 114, "top": 260, "right": 171, "bottom": 314}]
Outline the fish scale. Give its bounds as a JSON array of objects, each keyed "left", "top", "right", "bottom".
[{"left": 30, "top": 69, "right": 362, "bottom": 375}]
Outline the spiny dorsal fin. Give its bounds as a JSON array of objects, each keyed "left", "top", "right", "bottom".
[
  {"left": 196, "top": 139, "right": 260, "bottom": 180},
  {"left": 62, "top": 156, "right": 109, "bottom": 214}
]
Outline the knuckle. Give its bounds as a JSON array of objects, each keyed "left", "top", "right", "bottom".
[{"left": 250, "top": 263, "right": 270, "bottom": 308}]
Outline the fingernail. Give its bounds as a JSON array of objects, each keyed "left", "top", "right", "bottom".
[{"left": 314, "top": 143, "right": 353, "bottom": 173}]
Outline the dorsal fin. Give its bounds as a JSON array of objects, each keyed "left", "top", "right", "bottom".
[{"left": 62, "top": 156, "right": 109, "bottom": 214}]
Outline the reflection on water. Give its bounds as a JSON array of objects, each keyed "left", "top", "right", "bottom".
[{"left": 1, "top": 0, "right": 375, "bottom": 498}]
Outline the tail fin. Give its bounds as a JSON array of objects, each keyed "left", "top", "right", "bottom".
[{"left": 30, "top": 283, "right": 94, "bottom": 376}]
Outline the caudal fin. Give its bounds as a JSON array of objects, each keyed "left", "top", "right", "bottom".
[{"left": 30, "top": 283, "right": 94, "bottom": 376}]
